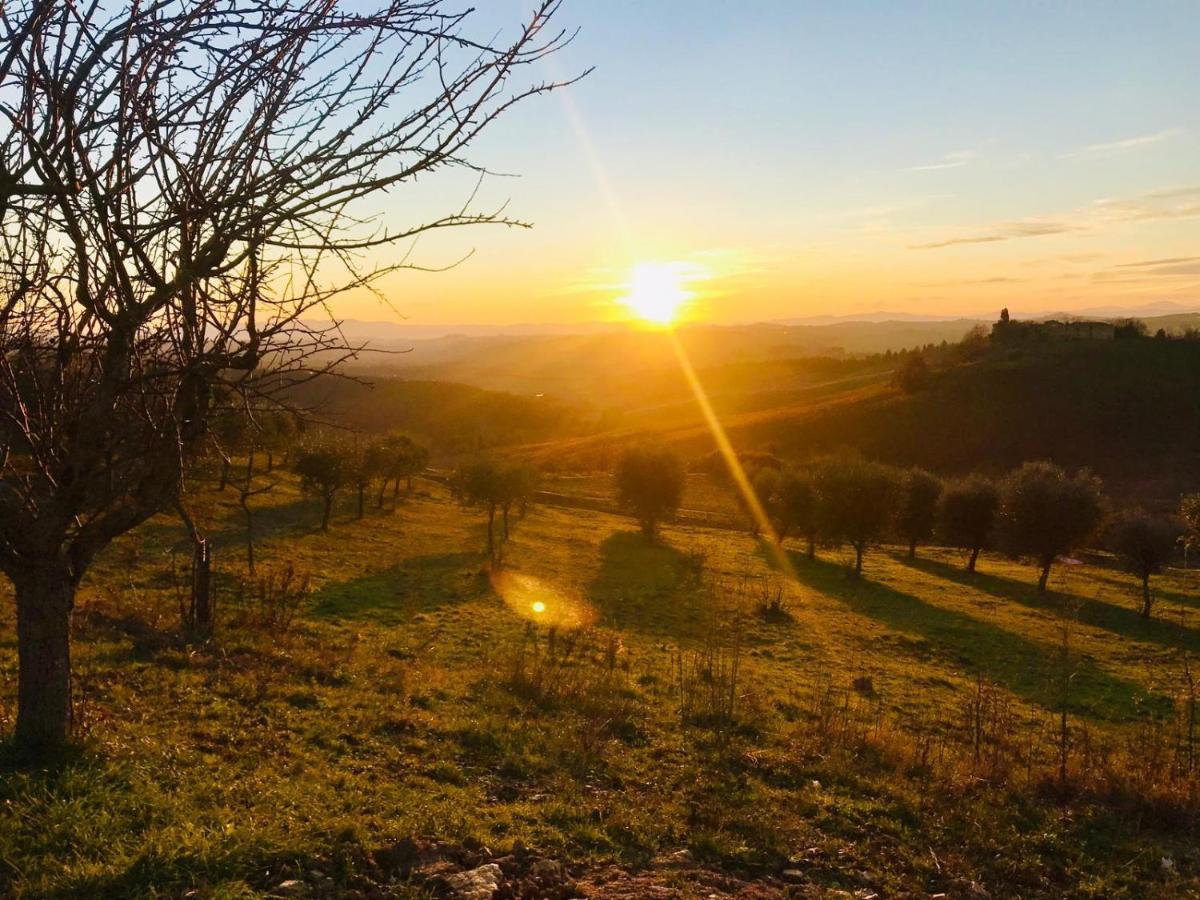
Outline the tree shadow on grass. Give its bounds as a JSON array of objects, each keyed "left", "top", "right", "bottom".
[
  {"left": 49, "top": 845, "right": 303, "bottom": 900},
  {"left": 309, "top": 551, "right": 490, "bottom": 625},
  {"left": 586, "top": 530, "right": 708, "bottom": 639},
  {"left": 904, "top": 554, "right": 1200, "bottom": 654},
  {"left": 1082, "top": 568, "right": 1200, "bottom": 614},
  {"left": 770, "top": 548, "right": 1164, "bottom": 721}
]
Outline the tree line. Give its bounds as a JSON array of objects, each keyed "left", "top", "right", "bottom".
[{"left": 618, "top": 446, "right": 1191, "bottom": 618}]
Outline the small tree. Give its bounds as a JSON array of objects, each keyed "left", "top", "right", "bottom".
[
  {"left": 455, "top": 459, "right": 530, "bottom": 563},
  {"left": 896, "top": 468, "right": 943, "bottom": 559},
  {"left": 614, "top": 446, "right": 686, "bottom": 539},
  {"left": 498, "top": 464, "right": 539, "bottom": 540},
  {"left": 379, "top": 434, "right": 430, "bottom": 503},
  {"left": 939, "top": 476, "right": 999, "bottom": 572},
  {"left": 1180, "top": 494, "right": 1200, "bottom": 568},
  {"left": 775, "top": 469, "right": 819, "bottom": 558},
  {"left": 814, "top": 458, "right": 900, "bottom": 576},
  {"left": 350, "top": 441, "right": 387, "bottom": 520},
  {"left": 1107, "top": 511, "right": 1181, "bottom": 618},
  {"left": 294, "top": 447, "right": 349, "bottom": 532},
  {"left": 750, "top": 466, "right": 783, "bottom": 538},
  {"left": 998, "top": 462, "right": 1106, "bottom": 594},
  {"left": 260, "top": 411, "right": 299, "bottom": 473}
]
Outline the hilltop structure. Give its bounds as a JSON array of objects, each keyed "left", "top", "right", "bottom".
[{"left": 991, "top": 308, "right": 1115, "bottom": 343}]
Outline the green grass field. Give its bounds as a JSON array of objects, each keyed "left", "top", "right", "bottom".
[{"left": 2, "top": 471, "right": 1199, "bottom": 897}]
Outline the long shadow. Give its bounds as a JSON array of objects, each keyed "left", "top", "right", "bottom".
[
  {"left": 585, "top": 530, "right": 709, "bottom": 639},
  {"left": 770, "top": 547, "right": 1165, "bottom": 721},
  {"left": 128, "top": 495, "right": 326, "bottom": 559},
  {"left": 309, "top": 551, "right": 488, "bottom": 624},
  {"left": 1083, "top": 568, "right": 1200, "bottom": 613},
  {"left": 904, "top": 555, "right": 1200, "bottom": 653}
]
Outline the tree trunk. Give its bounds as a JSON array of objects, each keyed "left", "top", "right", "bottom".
[
  {"left": 266, "top": 449, "right": 274, "bottom": 472},
  {"left": 486, "top": 504, "right": 496, "bottom": 560},
  {"left": 175, "top": 497, "right": 213, "bottom": 637},
  {"left": 321, "top": 494, "right": 333, "bottom": 532},
  {"left": 393, "top": 477, "right": 401, "bottom": 500},
  {"left": 377, "top": 479, "right": 387, "bottom": 509},
  {"left": 242, "top": 500, "right": 255, "bottom": 575},
  {"left": 967, "top": 546, "right": 980, "bottom": 573},
  {"left": 1141, "top": 574, "right": 1152, "bottom": 619},
  {"left": 1038, "top": 560, "right": 1052, "bottom": 594},
  {"left": 193, "top": 538, "right": 213, "bottom": 633},
  {"left": 13, "top": 565, "right": 76, "bottom": 753},
  {"left": 407, "top": 475, "right": 413, "bottom": 492},
  {"left": 218, "top": 457, "right": 230, "bottom": 491},
  {"left": 502, "top": 504, "right": 510, "bottom": 540},
  {"left": 806, "top": 535, "right": 815, "bottom": 560},
  {"left": 642, "top": 517, "right": 656, "bottom": 540},
  {"left": 908, "top": 538, "right": 917, "bottom": 559},
  {"left": 854, "top": 543, "right": 864, "bottom": 577}
]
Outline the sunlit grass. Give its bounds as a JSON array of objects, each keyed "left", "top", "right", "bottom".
[{"left": 0, "top": 470, "right": 1197, "bottom": 895}]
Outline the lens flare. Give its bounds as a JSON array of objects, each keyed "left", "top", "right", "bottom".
[{"left": 492, "top": 570, "right": 595, "bottom": 628}]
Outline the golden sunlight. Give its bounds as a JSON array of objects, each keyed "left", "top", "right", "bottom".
[{"left": 617, "top": 261, "right": 705, "bottom": 325}]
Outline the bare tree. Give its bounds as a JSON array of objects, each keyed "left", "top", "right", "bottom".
[{"left": 0, "top": 1, "right": 579, "bottom": 752}]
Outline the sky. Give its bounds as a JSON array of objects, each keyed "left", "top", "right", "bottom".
[{"left": 338, "top": 1, "right": 1200, "bottom": 327}]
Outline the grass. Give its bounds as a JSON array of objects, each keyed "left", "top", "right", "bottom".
[{"left": 1, "top": 470, "right": 1199, "bottom": 896}]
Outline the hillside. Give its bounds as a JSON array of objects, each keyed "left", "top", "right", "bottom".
[
  {"left": 4, "top": 469, "right": 1199, "bottom": 896},
  {"left": 523, "top": 340, "right": 1200, "bottom": 503}
]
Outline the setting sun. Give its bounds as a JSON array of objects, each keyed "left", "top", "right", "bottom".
[{"left": 617, "top": 262, "right": 703, "bottom": 325}]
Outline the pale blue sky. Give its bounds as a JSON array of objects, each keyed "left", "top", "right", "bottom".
[{"left": 359, "top": 1, "right": 1200, "bottom": 325}]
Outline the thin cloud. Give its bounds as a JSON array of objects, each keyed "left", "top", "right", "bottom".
[
  {"left": 1059, "top": 128, "right": 1181, "bottom": 159},
  {"left": 1114, "top": 256, "right": 1200, "bottom": 268},
  {"left": 910, "top": 185, "right": 1200, "bottom": 250},
  {"left": 911, "top": 220, "right": 1076, "bottom": 250},
  {"left": 904, "top": 150, "right": 975, "bottom": 172},
  {"left": 1107, "top": 257, "right": 1200, "bottom": 278}
]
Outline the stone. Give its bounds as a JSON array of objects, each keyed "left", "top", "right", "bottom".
[
  {"left": 443, "top": 862, "right": 503, "bottom": 900},
  {"left": 272, "top": 880, "right": 306, "bottom": 897}
]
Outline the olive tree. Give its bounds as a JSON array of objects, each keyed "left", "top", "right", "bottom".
[
  {"left": 0, "top": 0, "right": 576, "bottom": 750},
  {"left": 1107, "top": 511, "right": 1181, "bottom": 619},
  {"left": 938, "top": 476, "right": 999, "bottom": 572},
  {"left": 454, "top": 459, "right": 536, "bottom": 562},
  {"left": 614, "top": 446, "right": 686, "bottom": 540},
  {"left": 293, "top": 446, "right": 349, "bottom": 532},
  {"left": 814, "top": 458, "right": 899, "bottom": 576},
  {"left": 379, "top": 434, "right": 430, "bottom": 503},
  {"left": 775, "top": 469, "right": 819, "bottom": 558},
  {"left": 895, "top": 468, "right": 943, "bottom": 559},
  {"left": 998, "top": 462, "right": 1106, "bottom": 594},
  {"left": 1180, "top": 493, "right": 1200, "bottom": 568}
]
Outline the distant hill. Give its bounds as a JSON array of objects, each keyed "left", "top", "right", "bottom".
[
  {"left": 286, "top": 377, "right": 583, "bottom": 459},
  {"left": 341, "top": 311, "right": 1200, "bottom": 405}
]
